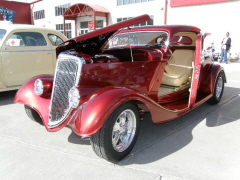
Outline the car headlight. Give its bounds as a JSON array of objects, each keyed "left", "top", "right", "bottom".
[
  {"left": 34, "top": 79, "right": 44, "bottom": 96},
  {"left": 34, "top": 78, "right": 53, "bottom": 97},
  {"left": 68, "top": 87, "right": 80, "bottom": 108}
]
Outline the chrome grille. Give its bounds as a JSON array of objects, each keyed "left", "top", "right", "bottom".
[{"left": 48, "top": 53, "right": 84, "bottom": 128}]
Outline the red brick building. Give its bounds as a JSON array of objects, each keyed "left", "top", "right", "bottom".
[{"left": 0, "top": 0, "right": 32, "bottom": 24}]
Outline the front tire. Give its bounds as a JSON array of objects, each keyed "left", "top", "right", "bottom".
[
  {"left": 90, "top": 102, "right": 140, "bottom": 163},
  {"left": 24, "top": 105, "right": 43, "bottom": 125},
  {"left": 207, "top": 71, "right": 225, "bottom": 104}
]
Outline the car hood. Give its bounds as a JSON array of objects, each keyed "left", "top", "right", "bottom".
[{"left": 57, "top": 14, "right": 150, "bottom": 55}]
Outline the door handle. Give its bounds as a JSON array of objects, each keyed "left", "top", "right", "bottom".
[{"left": 46, "top": 52, "right": 51, "bottom": 54}]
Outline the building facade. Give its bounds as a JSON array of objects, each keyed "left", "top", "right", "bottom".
[
  {"left": 31, "top": 0, "right": 163, "bottom": 38},
  {"left": 30, "top": 0, "right": 239, "bottom": 55}
]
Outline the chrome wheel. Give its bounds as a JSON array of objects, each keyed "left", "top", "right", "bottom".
[
  {"left": 90, "top": 102, "right": 140, "bottom": 163},
  {"left": 216, "top": 76, "right": 223, "bottom": 98},
  {"left": 207, "top": 71, "right": 225, "bottom": 104},
  {"left": 112, "top": 109, "right": 136, "bottom": 152}
]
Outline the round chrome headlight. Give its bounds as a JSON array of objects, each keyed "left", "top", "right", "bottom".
[
  {"left": 68, "top": 87, "right": 80, "bottom": 108},
  {"left": 34, "top": 79, "right": 44, "bottom": 96}
]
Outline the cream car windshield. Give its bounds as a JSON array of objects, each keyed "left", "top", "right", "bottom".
[
  {"left": 103, "top": 31, "right": 168, "bottom": 50},
  {"left": 0, "top": 29, "right": 7, "bottom": 42}
]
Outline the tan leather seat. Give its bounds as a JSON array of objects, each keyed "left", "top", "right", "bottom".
[{"left": 161, "top": 49, "right": 194, "bottom": 86}]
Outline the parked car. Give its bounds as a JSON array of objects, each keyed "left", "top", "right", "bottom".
[
  {"left": 0, "top": 22, "right": 68, "bottom": 92},
  {"left": 14, "top": 15, "right": 226, "bottom": 163}
]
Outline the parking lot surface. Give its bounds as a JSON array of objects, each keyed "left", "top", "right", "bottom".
[{"left": 0, "top": 62, "right": 240, "bottom": 180}]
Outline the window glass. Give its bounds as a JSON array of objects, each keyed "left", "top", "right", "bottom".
[
  {"left": 117, "top": 0, "right": 123, "bottom": 5},
  {"left": 103, "top": 31, "right": 168, "bottom": 50},
  {"left": 123, "top": 0, "right": 128, "bottom": 5},
  {"left": 34, "top": 10, "right": 45, "bottom": 20},
  {"left": 48, "top": 34, "right": 64, "bottom": 46},
  {"left": 56, "top": 23, "right": 72, "bottom": 39},
  {"left": 96, "top": 20, "right": 103, "bottom": 28},
  {"left": 80, "top": 22, "right": 88, "bottom": 28},
  {"left": 129, "top": 0, "right": 135, "bottom": 4},
  {"left": 6, "top": 32, "right": 47, "bottom": 46},
  {"left": 55, "top": 3, "right": 70, "bottom": 16},
  {"left": 117, "top": 18, "right": 122, "bottom": 23},
  {"left": 147, "top": 15, "right": 154, "bottom": 25},
  {"left": 117, "top": 0, "right": 154, "bottom": 6},
  {"left": 0, "top": 29, "right": 6, "bottom": 41},
  {"left": 66, "top": 32, "right": 71, "bottom": 39}
]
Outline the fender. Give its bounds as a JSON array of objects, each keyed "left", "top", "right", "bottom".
[
  {"left": 199, "top": 64, "right": 225, "bottom": 94},
  {"left": 69, "top": 86, "right": 139, "bottom": 136},
  {"left": 14, "top": 74, "right": 53, "bottom": 126},
  {"left": 69, "top": 86, "right": 186, "bottom": 136}
]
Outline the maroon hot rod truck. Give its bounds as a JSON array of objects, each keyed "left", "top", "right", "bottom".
[{"left": 14, "top": 14, "right": 226, "bottom": 163}]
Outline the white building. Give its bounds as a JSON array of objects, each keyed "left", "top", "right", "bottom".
[{"left": 32, "top": 0, "right": 240, "bottom": 56}]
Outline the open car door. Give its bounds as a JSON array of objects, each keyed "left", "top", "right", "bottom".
[{"left": 188, "top": 34, "right": 202, "bottom": 108}]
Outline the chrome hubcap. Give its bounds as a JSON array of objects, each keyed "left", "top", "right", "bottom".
[
  {"left": 112, "top": 109, "right": 136, "bottom": 152},
  {"left": 216, "top": 77, "right": 223, "bottom": 98}
]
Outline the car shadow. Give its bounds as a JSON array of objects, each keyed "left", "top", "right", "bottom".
[
  {"left": 0, "top": 90, "right": 17, "bottom": 106},
  {"left": 117, "top": 86, "right": 240, "bottom": 165},
  {"left": 67, "top": 127, "right": 91, "bottom": 145}
]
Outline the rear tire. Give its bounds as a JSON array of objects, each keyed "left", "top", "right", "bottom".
[
  {"left": 90, "top": 102, "right": 140, "bottom": 163},
  {"left": 24, "top": 105, "right": 43, "bottom": 125},
  {"left": 207, "top": 71, "right": 225, "bottom": 104}
]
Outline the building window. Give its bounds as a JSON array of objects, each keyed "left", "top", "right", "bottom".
[
  {"left": 123, "top": 0, "right": 128, "bottom": 5},
  {"left": 117, "top": 0, "right": 123, "bottom": 6},
  {"left": 96, "top": 20, "right": 103, "bottom": 28},
  {"left": 129, "top": 0, "right": 135, "bottom": 4},
  {"left": 80, "top": 22, "right": 88, "bottom": 29},
  {"left": 55, "top": 3, "right": 71, "bottom": 16},
  {"left": 117, "top": 0, "right": 154, "bottom": 6},
  {"left": 34, "top": 10, "right": 45, "bottom": 20},
  {"left": 56, "top": 24, "right": 64, "bottom": 34},
  {"left": 56, "top": 23, "right": 72, "bottom": 39},
  {"left": 80, "top": 20, "right": 103, "bottom": 30},
  {"left": 117, "top": 16, "right": 154, "bottom": 26}
]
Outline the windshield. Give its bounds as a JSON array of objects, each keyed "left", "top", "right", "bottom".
[
  {"left": 103, "top": 31, "right": 168, "bottom": 50},
  {"left": 0, "top": 29, "right": 7, "bottom": 42}
]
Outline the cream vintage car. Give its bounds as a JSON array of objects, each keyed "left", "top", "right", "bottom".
[{"left": 0, "top": 22, "right": 68, "bottom": 92}]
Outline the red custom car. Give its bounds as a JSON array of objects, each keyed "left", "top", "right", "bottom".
[{"left": 15, "top": 14, "right": 226, "bottom": 163}]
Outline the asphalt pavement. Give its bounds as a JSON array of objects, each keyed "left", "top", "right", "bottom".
[{"left": 0, "top": 61, "right": 240, "bottom": 180}]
